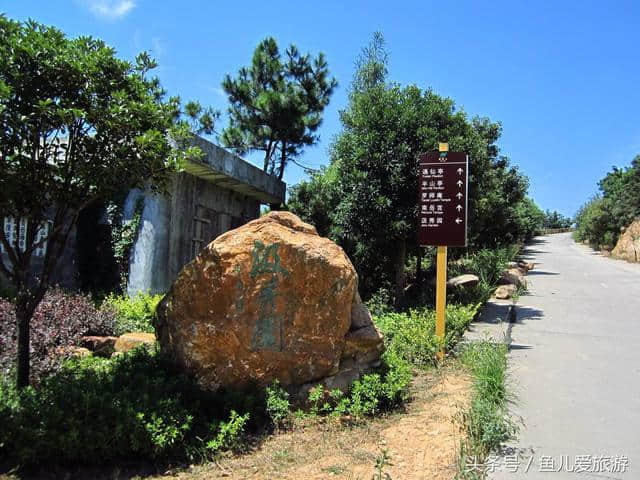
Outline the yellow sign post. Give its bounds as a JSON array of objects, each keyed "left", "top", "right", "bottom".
[
  {"left": 435, "top": 142, "right": 448, "bottom": 361},
  {"left": 435, "top": 245, "right": 447, "bottom": 361},
  {"left": 418, "top": 142, "right": 468, "bottom": 362}
]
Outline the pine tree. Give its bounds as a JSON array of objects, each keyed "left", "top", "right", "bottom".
[{"left": 221, "top": 37, "right": 337, "bottom": 181}]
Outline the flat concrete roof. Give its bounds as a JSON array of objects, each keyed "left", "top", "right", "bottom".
[{"left": 184, "top": 136, "right": 286, "bottom": 205}]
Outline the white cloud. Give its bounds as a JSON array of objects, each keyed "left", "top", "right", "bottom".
[{"left": 84, "top": 0, "right": 136, "bottom": 19}]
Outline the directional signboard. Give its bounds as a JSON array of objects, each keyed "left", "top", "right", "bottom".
[{"left": 418, "top": 150, "right": 468, "bottom": 247}]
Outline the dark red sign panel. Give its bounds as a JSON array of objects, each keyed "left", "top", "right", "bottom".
[{"left": 418, "top": 151, "right": 468, "bottom": 247}]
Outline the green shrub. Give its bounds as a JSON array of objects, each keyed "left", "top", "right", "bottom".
[
  {"left": 307, "top": 385, "right": 325, "bottom": 416},
  {"left": 462, "top": 246, "right": 519, "bottom": 287},
  {"left": 0, "top": 349, "right": 249, "bottom": 467},
  {"left": 205, "top": 411, "right": 250, "bottom": 454},
  {"left": 265, "top": 379, "right": 290, "bottom": 428},
  {"left": 102, "top": 291, "right": 163, "bottom": 335},
  {"left": 374, "top": 304, "right": 479, "bottom": 368},
  {"left": 378, "top": 348, "right": 412, "bottom": 404},
  {"left": 365, "top": 287, "right": 394, "bottom": 317},
  {"left": 348, "top": 373, "right": 384, "bottom": 417},
  {"left": 0, "top": 289, "right": 116, "bottom": 381}
]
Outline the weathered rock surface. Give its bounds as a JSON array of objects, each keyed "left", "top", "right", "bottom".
[
  {"left": 114, "top": 332, "right": 156, "bottom": 353},
  {"left": 517, "top": 260, "right": 535, "bottom": 271},
  {"left": 80, "top": 335, "right": 117, "bottom": 357},
  {"left": 447, "top": 274, "right": 479, "bottom": 288},
  {"left": 612, "top": 219, "right": 640, "bottom": 263},
  {"left": 494, "top": 284, "right": 517, "bottom": 300},
  {"left": 156, "top": 211, "right": 383, "bottom": 392},
  {"left": 498, "top": 268, "right": 526, "bottom": 288}
]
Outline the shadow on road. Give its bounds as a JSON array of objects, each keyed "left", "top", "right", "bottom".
[
  {"left": 527, "top": 238, "right": 548, "bottom": 245},
  {"left": 509, "top": 344, "right": 532, "bottom": 350},
  {"left": 525, "top": 271, "right": 559, "bottom": 276},
  {"left": 519, "top": 248, "right": 547, "bottom": 255},
  {"left": 513, "top": 305, "right": 544, "bottom": 325}
]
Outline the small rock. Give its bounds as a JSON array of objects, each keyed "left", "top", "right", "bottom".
[
  {"left": 447, "top": 274, "right": 479, "bottom": 288},
  {"left": 517, "top": 260, "right": 534, "bottom": 271},
  {"left": 343, "top": 325, "right": 384, "bottom": 358},
  {"left": 494, "top": 284, "right": 517, "bottom": 300},
  {"left": 498, "top": 268, "right": 526, "bottom": 287},
  {"left": 80, "top": 335, "right": 118, "bottom": 357},
  {"left": 114, "top": 332, "right": 156, "bottom": 353},
  {"left": 55, "top": 345, "right": 92, "bottom": 358},
  {"left": 351, "top": 291, "right": 373, "bottom": 329}
]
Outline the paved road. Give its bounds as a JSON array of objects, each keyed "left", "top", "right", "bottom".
[{"left": 492, "top": 233, "right": 640, "bottom": 479}]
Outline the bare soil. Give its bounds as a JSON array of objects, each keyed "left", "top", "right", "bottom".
[{"left": 164, "top": 366, "right": 471, "bottom": 480}]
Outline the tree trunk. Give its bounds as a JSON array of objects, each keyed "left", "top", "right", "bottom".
[
  {"left": 394, "top": 237, "right": 407, "bottom": 307},
  {"left": 278, "top": 141, "right": 286, "bottom": 181},
  {"left": 16, "top": 296, "right": 31, "bottom": 389}
]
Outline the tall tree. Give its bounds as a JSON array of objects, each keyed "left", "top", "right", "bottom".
[
  {"left": 289, "top": 33, "right": 536, "bottom": 301},
  {"left": 0, "top": 17, "right": 214, "bottom": 388},
  {"left": 221, "top": 37, "right": 337, "bottom": 181}
]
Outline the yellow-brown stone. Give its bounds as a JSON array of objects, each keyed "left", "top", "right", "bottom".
[
  {"left": 612, "top": 219, "right": 640, "bottom": 263},
  {"left": 156, "top": 211, "right": 383, "bottom": 391},
  {"left": 114, "top": 332, "right": 156, "bottom": 353}
]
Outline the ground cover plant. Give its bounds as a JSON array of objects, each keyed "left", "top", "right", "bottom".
[
  {"left": 0, "top": 349, "right": 253, "bottom": 469},
  {"left": 102, "top": 291, "right": 163, "bottom": 335},
  {"left": 456, "top": 341, "right": 518, "bottom": 479}
]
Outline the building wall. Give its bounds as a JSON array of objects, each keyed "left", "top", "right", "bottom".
[
  {"left": 127, "top": 172, "right": 261, "bottom": 296},
  {"left": 126, "top": 189, "right": 171, "bottom": 296},
  {"left": 167, "top": 172, "right": 260, "bottom": 287},
  {"left": 1, "top": 215, "right": 78, "bottom": 291}
]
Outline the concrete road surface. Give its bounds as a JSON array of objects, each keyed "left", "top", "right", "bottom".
[{"left": 490, "top": 233, "right": 640, "bottom": 479}]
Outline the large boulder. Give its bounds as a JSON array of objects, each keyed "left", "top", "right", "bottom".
[
  {"left": 156, "top": 211, "right": 383, "bottom": 392},
  {"left": 612, "top": 219, "right": 640, "bottom": 263}
]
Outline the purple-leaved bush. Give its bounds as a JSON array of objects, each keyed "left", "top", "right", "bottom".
[{"left": 0, "top": 289, "right": 116, "bottom": 382}]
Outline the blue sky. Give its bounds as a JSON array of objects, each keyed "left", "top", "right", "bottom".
[{"left": 3, "top": 0, "right": 640, "bottom": 216}]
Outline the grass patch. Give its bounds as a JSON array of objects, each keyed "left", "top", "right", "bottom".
[{"left": 456, "top": 341, "right": 518, "bottom": 479}]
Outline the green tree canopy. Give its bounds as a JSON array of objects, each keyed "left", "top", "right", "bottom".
[
  {"left": 289, "top": 33, "right": 540, "bottom": 300},
  {"left": 542, "top": 209, "right": 572, "bottom": 229},
  {"left": 221, "top": 37, "right": 337, "bottom": 181},
  {"left": 0, "top": 16, "right": 214, "bottom": 387},
  {"left": 575, "top": 155, "right": 640, "bottom": 248}
]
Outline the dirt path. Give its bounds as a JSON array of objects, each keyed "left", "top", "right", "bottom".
[{"left": 172, "top": 367, "right": 471, "bottom": 480}]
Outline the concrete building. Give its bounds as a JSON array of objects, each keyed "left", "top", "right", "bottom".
[
  {"left": 1, "top": 136, "right": 285, "bottom": 295},
  {"left": 124, "top": 136, "right": 285, "bottom": 295}
]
